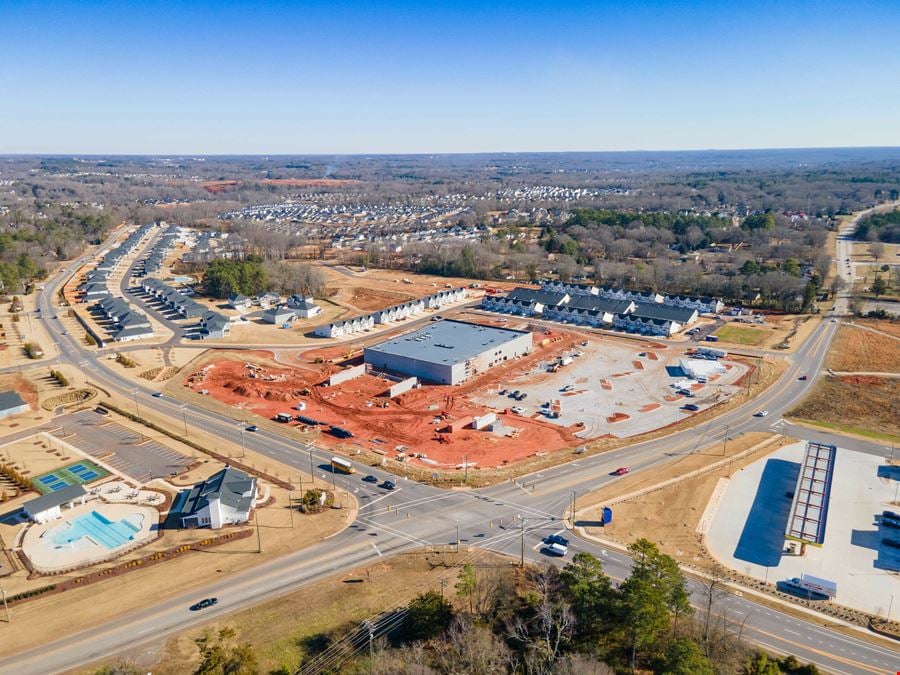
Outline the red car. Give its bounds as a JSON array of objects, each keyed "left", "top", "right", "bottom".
[{"left": 613, "top": 467, "right": 630, "bottom": 476}]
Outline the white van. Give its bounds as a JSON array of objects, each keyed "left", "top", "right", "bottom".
[{"left": 547, "top": 542, "right": 568, "bottom": 557}]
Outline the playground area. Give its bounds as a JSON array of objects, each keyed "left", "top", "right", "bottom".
[{"left": 704, "top": 441, "right": 899, "bottom": 616}]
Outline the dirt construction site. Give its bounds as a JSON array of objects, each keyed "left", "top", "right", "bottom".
[{"left": 178, "top": 323, "right": 752, "bottom": 471}]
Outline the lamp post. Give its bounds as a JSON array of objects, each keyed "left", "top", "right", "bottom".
[
  {"left": 180, "top": 404, "right": 189, "bottom": 438},
  {"left": 238, "top": 423, "right": 246, "bottom": 459}
]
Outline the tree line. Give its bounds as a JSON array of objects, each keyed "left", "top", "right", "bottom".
[
  {"left": 295, "top": 541, "right": 820, "bottom": 675},
  {"left": 203, "top": 256, "right": 326, "bottom": 299}
]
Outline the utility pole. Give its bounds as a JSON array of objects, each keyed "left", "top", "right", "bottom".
[
  {"left": 238, "top": 423, "right": 246, "bottom": 459},
  {"left": 464, "top": 453, "right": 468, "bottom": 482},
  {"left": 308, "top": 447, "right": 316, "bottom": 488},
  {"left": 365, "top": 620, "right": 374, "bottom": 671},
  {"left": 439, "top": 577, "right": 447, "bottom": 598},
  {"left": 255, "top": 511, "right": 262, "bottom": 553},
  {"left": 520, "top": 518, "right": 526, "bottom": 567},
  {"left": 288, "top": 487, "right": 294, "bottom": 528},
  {"left": 570, "top": 490, "right": 576, "bottom": 528},
  {"left": 0, "top": 583, "right": 9, "bottom": 623},
  {"left": 181, "top": 404, "right": 189, "bottom": 438},
  {"left": 456, "top": 521, "right": 460, "bottom": 553},
  {"left": 722, "top": 424, "right": 729, "bottom": 456}
]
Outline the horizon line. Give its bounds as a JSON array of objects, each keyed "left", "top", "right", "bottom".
[{"left": 2, "top": 145, "right": 900, "bottom": 159}]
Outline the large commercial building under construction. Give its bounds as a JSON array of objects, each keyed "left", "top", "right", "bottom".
[{"left": 364, "top": 319, "right": 532, "bottom": 385}]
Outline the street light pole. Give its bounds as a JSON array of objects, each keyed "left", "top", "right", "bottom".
[
  {"left": 181, "top": 404, "right": 189, "bottom": 438},
  {"left": 238, "top": 424, "right": 246, "bottom": 459},
  {"left": 308, "top": 447, "right": 316, "bottom": 488}
]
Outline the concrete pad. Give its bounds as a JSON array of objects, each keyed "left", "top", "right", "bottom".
[
  {"left": 706, "top": 441, "right": 900, "bottom": 616},
  {"left": 471, "top": 338, "right": 747, "bottom": 439}
]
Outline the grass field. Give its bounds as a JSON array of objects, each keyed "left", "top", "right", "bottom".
[
  {"left": 827, "top": 323, "right": 900, "bottom": 373},
  {"left": 789, "top": 376, "right": 900, "bottom": 441},
  {"left": 713, "top": 324, "right": 769, "bottom": 346}
]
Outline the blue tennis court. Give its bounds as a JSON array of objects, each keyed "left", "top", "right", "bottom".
[{"left": 31, "top": 460, "right": 110, "bottom": 495}]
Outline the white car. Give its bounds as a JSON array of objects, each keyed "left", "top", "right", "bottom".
[
  {"left": 510, "top": 406, "right": 527, "bottom": 415},
  {"left": 754, "top": 410, "right": 769, "bottom": 417}
]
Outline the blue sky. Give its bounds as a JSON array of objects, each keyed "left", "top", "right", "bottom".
[{"left": 1, "top": 0, "right": 898, "bottom": 153}]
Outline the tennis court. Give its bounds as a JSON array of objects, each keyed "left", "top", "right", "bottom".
[{"left": 31, "top": 460, "right": 110, "bottom": 495}]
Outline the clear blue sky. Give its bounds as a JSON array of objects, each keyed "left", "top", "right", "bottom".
[{"left": 1, "top": 0, "right": 898, "bottom": 154}]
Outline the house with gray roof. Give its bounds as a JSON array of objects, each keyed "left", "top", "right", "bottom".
[
  {"left": 23, "top": 484, "right": 87, "bottom": 524},
  {"left": 179, "top": 466, "right": 258, "bottom": 529},
  {"left": 0, "top": 390, "right": 29, "bottom": 419},
  {"left": 261, "top": 307, "right": 295, "bottom": 325}
]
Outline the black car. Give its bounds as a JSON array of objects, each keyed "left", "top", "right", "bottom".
[
  {"left": 381, "top": 480, "right": 396, "bottom": 490},
  {"left": 545, "top": 534, "right": 570, "bottom": 547},
  {"left": 682, "top": 403, "right": 700, "bottom": 411},
  {"left": 151, "top": 392, "right": 162, "bottom": 398},
  {"left": 190, "top": 597, "right": 218, "bottom": 611},
  {"left": 246, "top": 424, "right": 259, "bottom": 432},
  {"left": 362, "top": 474, "right": 378, "bottom": 483}
]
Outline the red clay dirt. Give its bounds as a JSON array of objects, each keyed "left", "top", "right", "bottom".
[
  {"left": 185, "top": 335, "right": 583, "bottom": 469},
  {"left": 607, "top": 412, "right": 630, "bottom": 423}
]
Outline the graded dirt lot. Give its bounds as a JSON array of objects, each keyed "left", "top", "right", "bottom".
[
  {"left": 177, "top": 326, "right": 751, "bottom": 472},
  {"left": 178, "top": 340, "right": 582, "bottom": 470},
  {"left": 82, "top": 550, "right": 507, "bottom": 675},
  {"left": 578, "top": 432, "right": 787, "bottom": 569},
  {"left": 826, "top": 321, "right": 900, "bottom": 373}
]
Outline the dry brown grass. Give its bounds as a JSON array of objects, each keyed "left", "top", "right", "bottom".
[
  {"left": 80, "top": 551, "right": 510, "bottom": 675},
  {"left": 790, "top": 376, "right": 900, "bottom": 439},
  {"left": 827, "top": 323, "right": 900, "bottom": 373}
]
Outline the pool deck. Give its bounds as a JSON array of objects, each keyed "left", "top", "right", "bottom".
[{"left": 22, "top": 501, "right": 156, "bottom": 573}]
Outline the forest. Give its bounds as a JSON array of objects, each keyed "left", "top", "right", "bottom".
[{"left": 855, "top": 209, "right": 900, "bottom": 243}]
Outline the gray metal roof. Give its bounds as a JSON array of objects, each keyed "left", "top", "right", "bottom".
[
  {"left": 566, "top": 297, "right": 633, "bottom": 314},
  {"left": 24, "top": 484, "right": 86, "bottom": 515},
  {"left": 630, "top": 302, "right": 697, "bottom": 323},
  {"left": 0, "top": 390, "right": 27, "bottom": 412},
  {"left": 181, "top": 466, "right": 257, "bottom": 518},
  {"left": 365, "top": 319, "right": 530, "bottom": 366},
  {"left": 507, "top": 288, "right": 568, "bottom": 306}
]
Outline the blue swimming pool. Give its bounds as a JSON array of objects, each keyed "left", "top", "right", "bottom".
[{"left": 51, "top": 511, "right": 141, "bottom": 550}]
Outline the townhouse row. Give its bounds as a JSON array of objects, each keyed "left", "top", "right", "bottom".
[
  {"left": 314, "top": 287, "right": 466, "bottom": 339},
  {"left": 482, "top": 286, "right": 707, "bottom": 337}
]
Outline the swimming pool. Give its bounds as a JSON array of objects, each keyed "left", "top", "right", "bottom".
[
  {"left": 171, "top": 276, "right": 194, "bottom": 284},
  {"left": 51, "top": 511, "right": 142, "bottom": 550}
]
